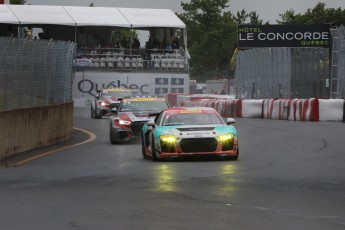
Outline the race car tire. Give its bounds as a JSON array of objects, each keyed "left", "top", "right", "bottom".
[
  {"left": 227, "top": 148, "right": 239, "bottom": 160},
  {"left": 151, "top": 134, "right": 158, "bottom": 161},
  {"left": 91, "top": 106, "right": 95, "bottom": 119},
  {"left": 141, "top": 132, "right": 149, "bottom": 159},
  {"left": 110, "top": 129, "right": 117, "bottom": 144}
]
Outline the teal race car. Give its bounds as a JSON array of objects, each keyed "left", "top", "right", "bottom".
[{"left": 141, "top": 107, "right": 239, "bottom": 161}]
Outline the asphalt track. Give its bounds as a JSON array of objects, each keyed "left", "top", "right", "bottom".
[
  {"left": 0, "top": 128, "right": 95, "bottom": 168},
  {"left": 1, "top": 108, "right": 345, "bottom": 230}
]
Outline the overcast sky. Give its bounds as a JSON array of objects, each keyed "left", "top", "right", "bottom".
[{"left": 26, "top": 0, "right": 345, "bottom": 23}]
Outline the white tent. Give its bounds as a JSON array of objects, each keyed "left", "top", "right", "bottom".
[
  {"left": 118, "top": 8, "right": 186, "bottom": 29},
  {"left": 0, "top": 4, "right": 186, "bottom": 29},
  {"left": 63, "top": 6, "right": 131, "bottom": 28}
]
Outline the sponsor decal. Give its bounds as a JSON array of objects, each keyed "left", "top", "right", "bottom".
[
  {"left": 171, "top": 88, "right": 184, "bottom": 93},
  {"left": 155, "top": 88, "right": 168, "bottom": 94},
  {"left": 74, "top": 58, "right": 92, "bottom": 67},
  {"left": 238, "top": 24, "right": 331, "bottom": 48},
  {"left": 171, "top": 78, "right": 184, "bottom": 85},
  {"left": 78, "top": 79, "right": 149, "bottom": 96},
  {"left": 123, "top": 98, "right": 166, "bottom": 102},
  {"left": 155, "top": 78, "right": 169, "bottom": 85}
]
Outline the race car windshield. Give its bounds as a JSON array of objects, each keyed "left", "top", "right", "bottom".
[
  {"left": 120, "top": 100, "right": 168, "bottom": 112},
  {"left": 162, "top": 113, "right": 224, "bottom": 126},
  {"left": 103, "top": 91, "right": 132, "bottom": 97}
]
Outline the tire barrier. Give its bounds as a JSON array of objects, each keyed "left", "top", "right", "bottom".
[{"left": 166, "top": 94, "right": 345, "bottom": 122}]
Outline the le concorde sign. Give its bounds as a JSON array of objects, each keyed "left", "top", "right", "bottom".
[{"left": 237, "top": 24, "right": 331, "bottom": 48}]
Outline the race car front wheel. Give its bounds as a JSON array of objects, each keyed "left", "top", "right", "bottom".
[
  {"left": 141, "top": 132, "right": 149, "bottom": 159},
  {"left": 91, "top": 106, "right": 95, "bottom": 119},
  {"left": 151, "top": 134, "right": 158, "bottom": 162}
]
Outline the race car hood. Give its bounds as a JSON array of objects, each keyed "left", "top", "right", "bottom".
[
  {"left": 102, "top": 97, "right": 122, "bottom": 104},
  {"left": 157, "top": 125, "right": 237, "bottom": 138},
  {"left": 119, "top": 111, "right": 158, "bottom": 122}
]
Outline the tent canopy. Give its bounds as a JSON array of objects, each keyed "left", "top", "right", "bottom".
[{"left": 0, "top": 4, "right": 186, "bottom": 29}]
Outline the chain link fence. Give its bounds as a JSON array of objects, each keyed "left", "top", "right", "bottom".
[
  {"left": 330, "top": 26, "right": 345, "bottom": 99},
  {"left": 0, "top": 37, "right": 76, "bottom": 111},
  {"left": 235, "top": 46, "right": 329, "bottom": 99}
]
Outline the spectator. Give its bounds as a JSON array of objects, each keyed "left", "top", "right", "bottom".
[
  {"left": 133, "top": 38, "right": 140, "bottom": 50},
  {"left": 153, "top": 38, "right": 161, "bottom": 49},
  {"left": 113, "top": 39, "right": 120, "bottom": 49},
  {"left": 145, "top": 37, "right": 154, "bottom": 50},
  {"left": 172, "top": 37, "right": 180, "bottom": 50},
  {"left": 220, "top": 89, "right": 226, "bottom": 95}
]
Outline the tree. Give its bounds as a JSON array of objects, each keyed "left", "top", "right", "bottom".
[
  {"left": 234, "top": 9, "right": 264, "bottom": 25},
  {"left": 277, "top": 2, "right": 345, "bottom": 26},
  {"left": 177, "top": 0, "right": 237, "bottom": 80},
  {"left": 10, "top": 0, "right": 23, "bottom": 4},
  {"left": 111, "top": 29, "right": 139, "bottom": 49}
]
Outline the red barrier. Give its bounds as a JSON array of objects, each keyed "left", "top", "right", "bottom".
[
  {"left": 289, "top": 98, "right": 319, "bottom": 121},
  {"left": 167, "top": 93, "right": 188, "bottom": 107}
]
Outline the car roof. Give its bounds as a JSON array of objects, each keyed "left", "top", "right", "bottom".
[
  {"left": 122, "top": 95, "right": 166, "bottom": 99},
  {"left": 163, "top": 107, "right": 216, "bottom": 112}
]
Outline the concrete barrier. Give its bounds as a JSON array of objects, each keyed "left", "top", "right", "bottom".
[
  {"left": 319, "top": 99, "right": 344, "bottom": 121},
  {"left": 168, "top": 93, "right": 345, "bottom": 122},
  {"left": 0, "top": 102, "right": 73, "bottom": 160},
  {"left": 242, "top": 99, "right": 263, "bottom": 118},
  {"left": 288, "top": 98, "right": 319, "bottom": 121}
]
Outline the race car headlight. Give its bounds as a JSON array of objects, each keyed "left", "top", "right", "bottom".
[
  {"left": 160, "top": 135, "right": 177, "bottom": 143},
  {"left": 119, "top": 119, "right": 132, "bottom": 125},
  {"left": 98, "top": 101, "right": 109, "bottom": 107},
  {"left": 218, "top": 134, "right": 234, "bottom": 142}
]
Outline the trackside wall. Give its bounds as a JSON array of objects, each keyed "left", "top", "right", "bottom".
[
  {"left": 0, "top": 102, "right": 73, "bottom": 160},
  {"left": 167, "top": 94, "right": 345, "bottom": 122}
]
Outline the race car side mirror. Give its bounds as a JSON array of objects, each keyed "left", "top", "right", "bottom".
[
  {"left": 110, "top": 108, "right": 117, "bottom": 114},
  {"left": 226, "top": 118, "right": 236, "bottom": 125},
  {"left": 147, "top": 120, "right": 155, "bottom": 128}
]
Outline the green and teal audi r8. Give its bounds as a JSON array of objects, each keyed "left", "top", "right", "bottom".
[{"left": 141, "top": 107, "right": 239, "bottom": 161}]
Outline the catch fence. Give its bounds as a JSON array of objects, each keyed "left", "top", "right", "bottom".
[
  {"left": 330, "top": 26, "right": 345, "bottom": 99},
  {"left": 234, "top": 26, "right": 345, "bottom": 99},
  {"left": 0, "top": 37, "right": 76, "bottom": 111},
  {"left": 235, "top": 46, "right": 329, "bottom": 99}
]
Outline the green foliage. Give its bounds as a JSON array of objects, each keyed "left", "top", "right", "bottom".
[
  {"left": 111, "top": 29, "right": 138, "bottom": 48},
  {"left": 178, "top": 0, "right": 237, "bottom": 80},
  {"left": 277, "top": 2, "right": 345, "bottom": 25},
  {"left": 177, "top": 0, "right": 266, "bottom": 80},
  {"left": 10, "top": 0, "right": 23, "bottom": 4},
  {"left": 234, "top": 9, "right": 265, "bottom": 25}
]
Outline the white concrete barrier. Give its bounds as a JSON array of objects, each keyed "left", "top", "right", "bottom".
[
  {"left": 242, "top": 99, "right": 264, "bottom": 118},
  {"left": 319, "top": 99, "right": 344, "bottom": 121},
  {"left": 168, "top": 93, "right": 345, "bottom": 122},
  {"left": 262, "top": 99, "right": 291, "bottom": 120},
  {"left": 288, "top": 98, "right": 319, "bottom": 121}
]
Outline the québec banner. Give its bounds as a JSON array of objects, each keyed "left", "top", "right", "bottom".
[{"left": 237, "top": 24, "right": 331, "bottom": 48}]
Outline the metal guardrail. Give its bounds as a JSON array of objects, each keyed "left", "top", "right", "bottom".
[{"left": 0, "top": 37, "right": 76, "bottom": 111}]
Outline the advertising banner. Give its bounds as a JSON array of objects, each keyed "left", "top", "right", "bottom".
[
  {"left": 238, "top": 24, "right": 331, "bottom": 48},
  {"left": 72, "top": 71, "right": 190, "bottom": 107}
]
